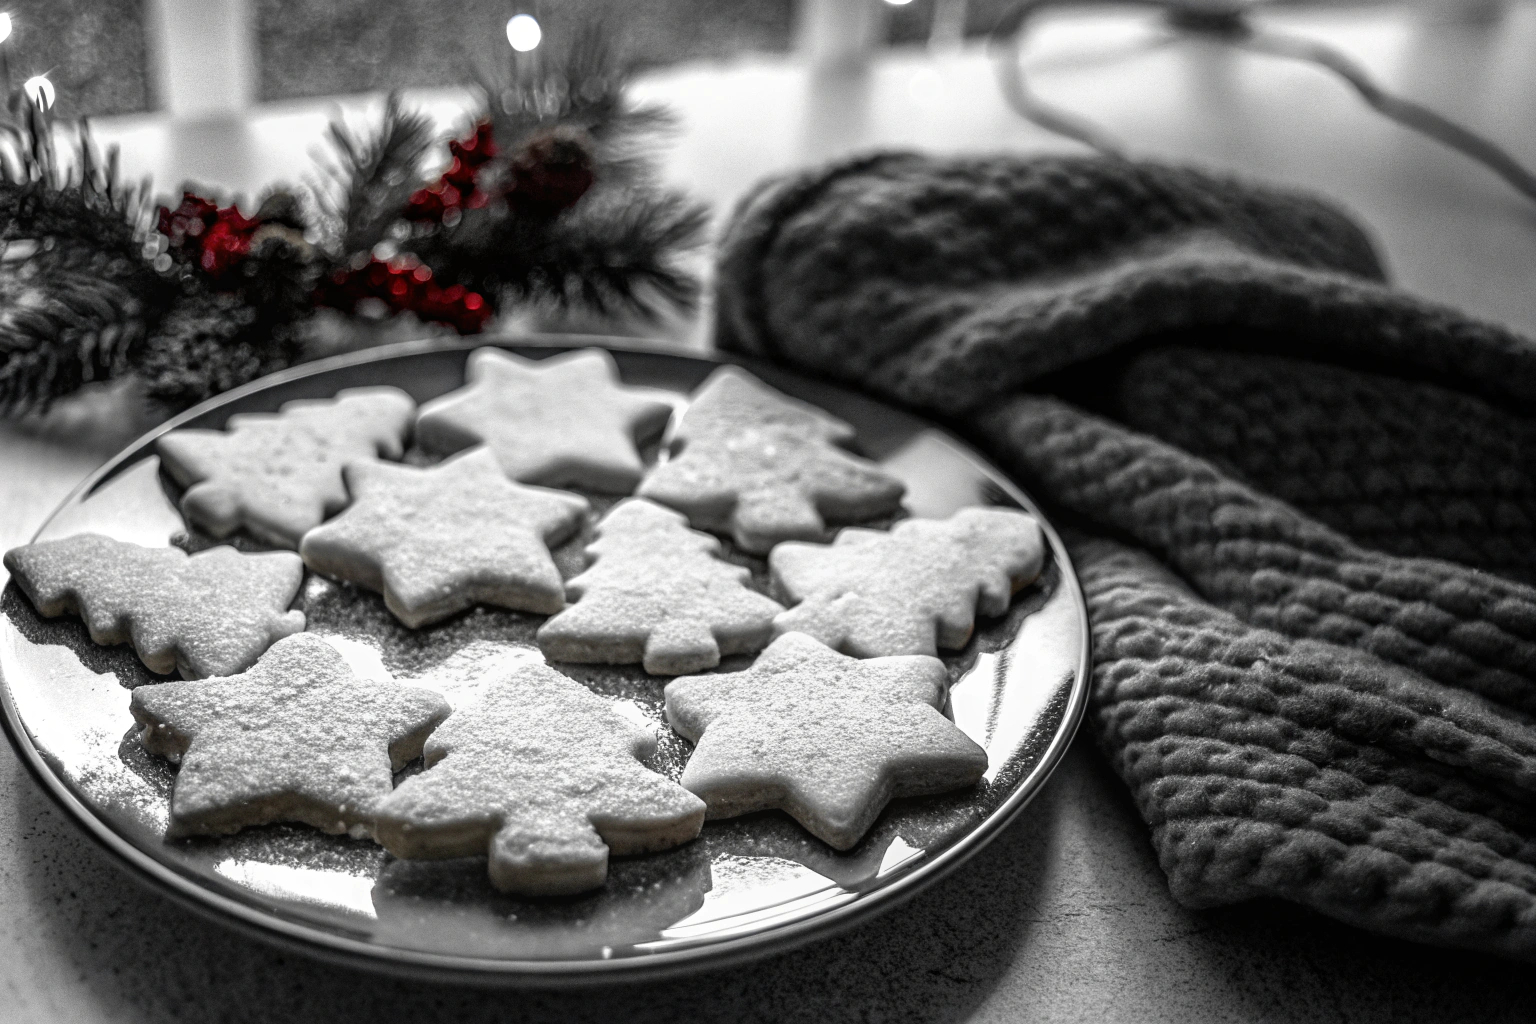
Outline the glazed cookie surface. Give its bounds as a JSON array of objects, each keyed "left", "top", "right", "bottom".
[
  {"left": 156, "top": 386, "right": 416, "bottom": 549},
  {"left": 537, "top": 498, "right": 785, "bottom": 675},
  {"left": 414, "top": 347, "right": 675, "bottom": 493},
  {"left": 299, "top": 447, "right": 589, "bottom": 627},
  {"left": 770, "top": 506, "right": 1047, "bottom": 658},
  {"left": 637, "top": 366, "right": 905, "bottom": 554},
  {"left": 372, "top": 657, "right": 706, "bottom": 896},
  {"left": 664, "top": 631, "right": 988, "bottom": 850},
  {"left": 3, "top": 533, "right": 305, "bottom": 678},
  {"left": 130, "top": 633, "right": 450, "bottom": 837}
]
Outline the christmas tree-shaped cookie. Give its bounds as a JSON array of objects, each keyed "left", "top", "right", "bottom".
[
  {"left": 664, "top": 632, "right": 988, "bottom": 849},
  {"left": 769, "top": 507, "right": 1047, "bottom": 658},
  {"left": 637, "top": 366, "right": 905, "bottom": 554},
  {"left": 414, "top": 347, "right": 675, "bottom": 493},
  {"left": 537, "top": 499, "right": 784, "bottom": 675},
  {"left": 300, "top": 447, "right": 589, "bottom": 627},
  {"left": 3, "top": 533, "right": 305, "bottom": 678},
  {"left": 156, "top": 386, "right": 416, "bottom": 549},
  {"left": 131, "top": 633, "right": 450, "bottom": 837},
  {"left": 372, "top": 658, "right": 705, "bottom": 896}
]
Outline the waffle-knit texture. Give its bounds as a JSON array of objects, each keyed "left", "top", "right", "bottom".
[{"left": 713, "top": 153, "right": 1536, "bottom": 959}]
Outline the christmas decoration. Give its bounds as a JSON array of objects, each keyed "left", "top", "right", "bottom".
[
  {"left": 0, "top": 25, "right": 707, "bottom": 416},
  {"left": 312, "top": 256, "right": 493, "bottom": 336},
  {"left": 402, "top": 120, "right": 499, "bottom": 223}
]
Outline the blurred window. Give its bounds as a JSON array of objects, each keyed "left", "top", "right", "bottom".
[
  {"left": 255, "top": 0, "right": 798, "bottom": 102},
  {"left": 0, "top": 1, "right": 150, "bottom": 118},
  {"left": 0, "top": 0, "right": 1403, "bottom": 119}
]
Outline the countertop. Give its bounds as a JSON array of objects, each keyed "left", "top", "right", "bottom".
[{"left": 5, "top": 6, "right": 1536, "bottom": 1020}]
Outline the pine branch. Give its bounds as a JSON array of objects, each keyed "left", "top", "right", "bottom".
[
  {"left": 554, "top": 22, "right": 665, "bottom": 144},
  {"left": 74, "top": 127, "right": 155, "bottom": 231},
  {"left": 0, "top": 124, "right": 169, "bottom": 415},
  {"left": 417, "top": 185, "right": 708, "bottom": 319},
  {"left": 0, "top": 135, "right": 150, "bottom": 254},
  {"left": 312, "top": 93, "right": 437, "bottom": 256},
  {"left": 532, "top": 187, "right": 709, "bottom": 315},
  {"left": 0, "top": 242, "right": 159, "bottom": 414},
  {"left": 481, "top": 22, "right": 674, "bottom": 187}
]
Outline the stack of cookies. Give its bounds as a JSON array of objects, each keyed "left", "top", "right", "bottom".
[{"left": 4, "top": 348, "right": 1047, "bottom": 897}]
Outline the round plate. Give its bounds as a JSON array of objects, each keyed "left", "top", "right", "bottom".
[{"left": 0, "top": 338, "right": 1090, "bottom": 986}]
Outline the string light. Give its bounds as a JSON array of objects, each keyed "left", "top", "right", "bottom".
[
  {"left": 23, "top": 74, "right": 53, "bottom": 111},
  {"left": 506, "top": 14, "right": 541, "bottom": 52}
]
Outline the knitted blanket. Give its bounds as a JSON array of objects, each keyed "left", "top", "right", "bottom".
[{"left": 711, "top": 154, "right": 1536, "bottom": 960}]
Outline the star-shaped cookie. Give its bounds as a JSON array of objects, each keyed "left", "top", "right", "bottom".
[
  {"left": 4, "top": 533, "right": 305, "bottom": 678},
  {"left": 299, "top": 447, "right": 589, "bottom": 627},
  {"left": 637, "top": 366, "right": 906, "bottom": 554},
  {"left": 770, "top": 506, "right": 1047, "bottom": 657},
  {"left": 537, "top": 498, "right": 785, "bottom": 675},
  {"left": 664, "top": 632, "right": 988, "bottom": 850},
  {"left": 156, "top": 386, "right": 416, "bottom": 549},
  {"left": 130, "top": 633, "right": 450, "bottom": 837},
  {"left": 414, "top": 347, "right": 675, "bottom": 493},
  {"left": 372, "top": 657, "right": 705, "bottom": 896}
]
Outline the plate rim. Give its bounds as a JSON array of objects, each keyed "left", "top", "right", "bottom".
[{"left": 0, "top": 334, "right": 1092, "bottom": 987}]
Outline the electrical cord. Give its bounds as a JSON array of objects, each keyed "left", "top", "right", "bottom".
[{"left": 987, "top": 0, "right": 1536, "bottom": 204}]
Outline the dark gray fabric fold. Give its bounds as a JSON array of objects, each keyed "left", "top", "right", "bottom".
[{"left": 711, "top": 153, "right": 1536, "bottom": 959}]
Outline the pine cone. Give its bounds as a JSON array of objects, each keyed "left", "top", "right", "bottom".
[
  {"left": 133, "top": 289, "right": 303, "bottom": 410},
  {"left": 508, "top": 126, "right": 596, "bottom": 216},
  {"left": 237, "top": 230, "right": 320, "bottom": 312}
]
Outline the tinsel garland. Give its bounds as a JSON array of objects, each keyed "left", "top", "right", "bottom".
[{"left": 0, "top": 25, "right": 708, "bottom": 415}]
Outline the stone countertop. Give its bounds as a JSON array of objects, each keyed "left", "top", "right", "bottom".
[
  {"left": 5, "top": 732, "right": 1532, "bottom": 1023},
  {"left": 6, "top": 7, "right": 1536, "bottom": 1020}
]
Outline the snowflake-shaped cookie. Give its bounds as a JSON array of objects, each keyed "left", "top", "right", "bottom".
[
  {"left": 3, "top": 533, "right": 305, "bottom": 678},
  {"left": 537, "top": 498, "right": 784, "bottom": 675},
  {"left": 770, "top": 506, "right": 1047, "bottom": 657},
  {"left": 130, "top": 633, "right": 450, "bottom": 837},
  {"left": 637, "top": 366, "right": 905, "bottom": 555},
  {"left": 372, "top": 657, "right": 706, "bottom": 896},
  {"left": 299, "top": 447, "right": 589, "bottom": 627},
  {"left": 414, "top": 347, "right": 675, "bottom": 493},
  {"left": 156, "top": 386, "right": 416, "bottom": 549},
  {"left": 664, "top": 632, "right": 987, "bottom": 849}
]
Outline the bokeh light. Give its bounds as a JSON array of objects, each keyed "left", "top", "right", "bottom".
[
  {"left": 0, "top": 13, "right": 12, "bottom": 45},
  {"left": 506, "top": 14, "right": 542, "bottom": 52},
  {"left": 23, "top": 74, "right": 54, "bottom": 111},
  {"left": 907, "top": 67, "right": 945, "bottom": 107}
]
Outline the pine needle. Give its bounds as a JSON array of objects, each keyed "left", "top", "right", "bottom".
[
  {"left": 0, "top": 244, "right": 158, "bottom": 414},
  {"left": 480, "top": 21, "right": 675, "bottom": 187},
  {"left": 313, "top": 92, "right": 437, "bottom": 255},
  {"left": 0, "top": 123, "right": 169, "bottom": 414},
  {"left": 509, "top": 186, "right": 710, "bottom": 317}
]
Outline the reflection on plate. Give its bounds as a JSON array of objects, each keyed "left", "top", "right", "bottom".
[{"left": 0, "top": 338, "right": 1089, "bottom": 985}]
